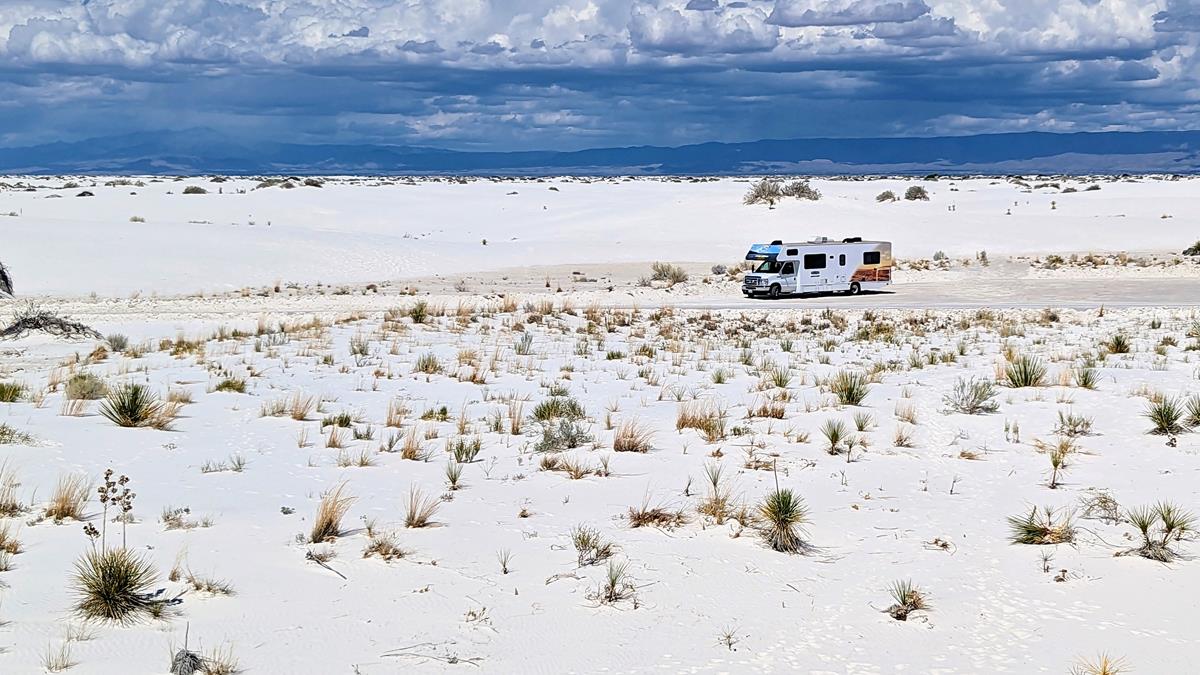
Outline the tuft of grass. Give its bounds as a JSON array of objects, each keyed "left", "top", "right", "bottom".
[
  {"left": 613, "top": 420, "right": 654, "bottom": 453},
  {"left": 943, "top": 377, "right": 999, "bottom": 414},
  {"left": 595, "top": 559, "right": 636, "bottom": 605},
  {"left": 1187, "top": 394, "right": 1200, "bottom": 428},
  {"left": 1072, "top": 366, "right": 1099, "bottom": 390},
  {"left": 213, "top": 378, "right": 246, "bottom": 393},
  {"left": 1005, "top": 355, "right": 1047, "bottom": 387},
  {"left": 0, "top": 422, "right": 36, "bottom": 445},
  {"left": 1144, "top": 396, "right": 1189, "bottom": 435},
  {"left": 309, "top": 483, "right": 355, "bottom": 543},
  {"left": 676, "top": 399, "right": 727, "bottom": 442},
  {"left": 570, "top": 524, "right": 614, "bottom": 566},
  {"left": 627, "top": 495, "right": 686, "bottom": 529},
  {"left": 403, "top": 486, "right": 440, "bottom": 528},
  {"left": 829, "top": 371, "right": 870, "bottom": 406},
  {"left": 757, "top": 488, "right": 809, "bottom": 553},
  {"left": 46, "top": 474, "right": 91, "bottom": 522},
  {"left": 71, "top": 547, "right": 159, "bottom": 624},
  {"left": 413, "top": 352, "right": 442, "bottom": 374},
  {"left": 1007, "top": 506, "right": 1075, "bottom": 545},
  {"left": 1121, "top": 501, "right": 1195, "bottom": 562},
  {"left": 820, "top": 419, "right": 850, "bottom": 455}
]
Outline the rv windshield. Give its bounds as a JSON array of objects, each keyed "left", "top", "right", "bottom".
[{"left": 754, "top": 261, "right": 782, "bottom": 274}]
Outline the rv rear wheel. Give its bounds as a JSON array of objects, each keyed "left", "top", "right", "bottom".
[
  {"left": 768, "top": 284, "right": 781, "bottom": 299},
  {"left": 848, "top": 282, "right": 861, "bottom": 295}
]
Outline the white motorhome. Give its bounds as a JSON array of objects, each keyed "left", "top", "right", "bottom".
[{"left": 741, "top": 237, "right": 893, "bottom": 299}]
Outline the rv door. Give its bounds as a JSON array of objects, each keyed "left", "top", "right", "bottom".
[{"left": 780, "top": 261, "right": 797, "bottom": 293}]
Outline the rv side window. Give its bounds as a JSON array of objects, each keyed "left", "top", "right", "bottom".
[
  {"left": 786, "top": 248, "right": 798, "bottom": 256},
  {"left": 803, "top": 253, "right": 826, "bottom": 270},
  {"left": 781, "top": 262, "right": 795, "bottom": 275},
  {"left": 863, "top": 251, "right": 881, "bottom": 265},
  {"left": 838, "top": 254, "right": 846, "bottom": 266}
]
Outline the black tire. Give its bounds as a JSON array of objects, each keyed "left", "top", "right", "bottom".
[
  {"left": 848, "top": 282, "right": 861, "bottom": 295},
  {"left": 768, "top": 284, "right": 781, "bottom": 299}
]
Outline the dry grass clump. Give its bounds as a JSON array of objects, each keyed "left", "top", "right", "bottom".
[
  {"left": 757, "top": 488, "right": 809, "bottom": 553},
  {"left": 363, "top": 533, "right": 409, "bottom": 561},
  {"left": 627, "top": 496, "right": 686, "bottom": 529},
  {"left": 71, "top": 547, "right": 159, "bottom": 624},
  {"left": 0, "top": 462, "right": 23, "bottom": 516},
  {"left": 676, "top": 399, "right": 727, "bottom": 442},
  {"left": 309, "top": 483, "right": 355, "bottom": 543},
  {"left": 403, "top": 486, "right": 440, "bottom": 528},
  {"left": 613, "top": 420, "right": 654, "bottom": 453},
  {"left": 1007, "top": 506, "right": 1075, "bottom": 545},
  {"left": 46, "top": 474, "right": 91, "bottom": 522}
]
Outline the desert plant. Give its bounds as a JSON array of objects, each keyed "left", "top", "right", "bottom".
[
  {"left": 1144, "top": 396, "right": 1189, "bottom": 435},
  {"left": 1120, "top": 501, "right": 1195, "bottom": 562},
  {"left": 413, "top": 352, "right": 442, "bottom": 374},
  {"left": 595, "top": 560, "right": 636, "bottom": 605},
  {"left": 106, "top": 333, "right": 129, "bottom": 352},
  {"left": 904, "top": 185, "right": 929, "bottom": 201},
  {"left": 570, "top": 524, "right": 613, "bottom": 566},
  {"left": 829, "top": 371, "right": 870, "bottom": 405},
  {"left": 1070, "top": 653, "right": 1129, "bottom": 675},
  {"left": 820, "top": 418, "right": 850, "bottom": 455},
  {"left": 71, "top": 547, "right": 159, "bottom": 624},
  {"left": 875, "top": 190, "right": 897, "bottom": 202},
  {"left": 1072, "top": 366, "right": 1099, "bottom": 390},
  {"left": 445, "top": 461, "right": 464, "bottom": 490},
  {"left": 650, "top": 262, "right": 688, "bottom": 286},
  {"left": 213, "top": 378, "right": 245, "bottom": 393},
  {"left": 449, "top": 436, "right": 482, "bottom": 462},
  {"left": 1184, "top": 394, "right": 1200, "bottom": 428},
  {"left": 743, "top": 179, "right": 784, "bottom": 206},
  {"left": 46, "top": 474, "right": 91, "bottom": 522},
  {"left": 1054, "top": 410, "right": 1094, "bottom": 437},
  {"left": 885, "top": 579, "right": 929, "bottom": 620},
  {"left": 309, "top": 483, "right": 355, "bottom": 543},
  {"left": 66, "top": 372, "right": 107, "bottom": 400},
  {"left": 1007, "top": 506, "right": 1075, "bottom": 545},
  {"left": 758, "top": 488, "right": 809, "bottom": 553},
  {"left": 0, "top": 381, "right": 25, "bottom": 402},
  {"left": 1103, "top": 333, "right": 1131, "bottom": 354},
  {"left": 943, "top": 377, "right": 999, "bottom": 414},
  {"left": 404, "top": 486, "right": 440, "bottom": 528},
  {"left": 1005, "top": 355, "right": 1047, "bottom": 387},
  {"left": 613, "top": 420, "right": 653, "bottom": 453},
  {"left": 99, "top": 383, "right": 170, "bottom": 428},
  {"left": 1182, "top": 240, "right": 1200, "bottom": 256},
  {"left": 182, "top": 186, "right": 207, "bottom": 195},
  {"left": 781, "top": 179, "right": 820, "bottom": 200},
  {"left": 0, "top": 422, "right": 35, "bottom": 445}
]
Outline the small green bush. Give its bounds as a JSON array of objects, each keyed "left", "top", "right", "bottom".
[
  {"left": 71, "top": 547, "right": 159, "bottom": 624},
  {"left": 66, "top": 373, "right": 107, "bottom": 400},
  {"left": 0, "top": 381, "right": 25, "bottom": 403},
  {"left": 904, "top": 185, "right": 930, "bottom": 201}
]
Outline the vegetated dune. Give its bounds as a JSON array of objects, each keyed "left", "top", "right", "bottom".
[{"left": 0, "top": 298, "right": 1197, "bottom": 672}]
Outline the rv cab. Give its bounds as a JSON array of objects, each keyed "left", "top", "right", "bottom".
[{"left": 742, "top": 236, "right": 893, "bottom": 299}]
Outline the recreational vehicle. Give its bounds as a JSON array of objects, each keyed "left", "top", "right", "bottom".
[{"left": 741, "top": 237, "right": 893, "bottom": 298}]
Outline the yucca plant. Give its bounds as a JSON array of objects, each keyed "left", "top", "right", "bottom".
[
  {"left": 98, "top": 383, "right": 166, "bottom": 428},
  {"left": 757, "top": 488, "right": 809, "bottom": 553},
  {"left": 570, "top": 524, "right": 613, "bottom": 566},
  {"left": 885, "top": 579, "right": 929, "bottom": 621},
  {"left": 445, "top": 461, "right": 463, "bottom": 490},
  {"left": 413, "top": 352, "right": 442, "bottom": 374},
  {"left": 1103, "top": 333, "right": 1131, "bottom": 354},
  {"left": 0, "top": 381, "right": 25, "bottom": 403},
  {"left": 71, "top": 547, "right": 159, "bottom": 624},
  {"left": 829, "top": 371, "right": 870, "bottom": 406},
  {"left": 1072, "top": 366, "right": 1099, "bottom": 390},
  {"left": 1144, "top": 396, "right": 1189, "bottom": 435},
  {"left": 1121, "top": 501, "right": 1195, "bottom": 562},
  {"left": 1185, "top": 394, "right": 1200, "bottom": 428},
  {"left": 1005, "top": 355, "right": 1046, "bottom": 387},
  {"left": 1007, "top": 506, "right": 1074, "bottom": 545},
  {"left": 820, "top": 419, "right": 850, "bottom": 455},
  {"left": 596, "top": 560, "right": 636, "bottom": 604}
]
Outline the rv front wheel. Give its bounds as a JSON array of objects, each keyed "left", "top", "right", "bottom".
[
  {"left": 768, "top": 284, "right": 781, "bottom": 299},
  {"left": 848, "top": 282, "right": 861, "bottom": 295}
]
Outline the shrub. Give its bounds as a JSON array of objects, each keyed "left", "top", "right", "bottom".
[
  {"left": 595, "top": 560, "right": 636, "bottom": 605},
  {"left": 535, "top": 419, "right": 593, "bottom": 452},
  {"left": 1004, "top": 355, "right": 1046, "bottom": 387},
  {"left": 570, "top": 524, "right": 613, "bottom": 566},
  {"left": 413, "top": 352, "right": 442, "bottom": 374},
  {"left": 885, "top": 579, "right": 929, "bottom": 621},
  {"left": 66, "top": 372, "right": 107, "bottom": 400},
  {"left": 758, "top": 488, "right": 809, "bottom": 553},
  {"left": 675, "top": 399, "right": 727, "bottom": 442},
  {"left": 531, "top": 396, "right": 586, "bottom": 422},
  {"left": 943, "top": 377, "right": 999, "bottom": 414},
  {"left": 449, "top": 435, "right": 482, "bottom": 462},
  {"left": 1070, "top": 653, "right": 1129, "bottom": 675},
  {"left": 650, "top": 262, "right": 688, "bottom": 286},
  {"left": 781, "top": 179, "right": 820, "bottom": 200},
  {"left": 1144, "top": 396, "right": 1188, "bottom": 435},
  {"left": 875, "top": 190, "right": 897, "bottom": 202},
  {"left": 309, "top": 483, "right": 355, "bottom": 543},
  {"left": 710, "top": 264, "right": 727, "bottom": 275},
  {"left": 182, "top": 186, "right": 207, "bottom": 195},
  {"left": 1007, "top": 506, "right": 1074, "bottom": 544},
  {"left": 0, "top": 381, "right": 24, "bottom": 402},
  {"left": 1187, "top": 394, "right": 1200, "bottom": 428},
  {"left": 1072, "top": 366, "right": 1099, "bottom": 390},
  {"left": 408, "top": 300, "right": 428, "bottom": 324},
  {"left": 106, "top": 334, "right": 129, "bottom": 352},
  {"left": 1182, "top": 240, "right": 1200, "bottom": 256},
  {"left": 71, "top": 547, "right": 159, "bottom": 624},
  {"left": 904, "top": 185, "right": 930, "bottom": 201},
  {"left": 0, "top": 422, "right": 34, "bottom": 445},
  {"left": 829, "top": 370, "right": 870, "bottom": 406},
  {"left": 1104, "top": 333, "right": 1131, "bottom": 354},
  {"left": 743, "top": 179, "right": 784, "bottom": 206}
]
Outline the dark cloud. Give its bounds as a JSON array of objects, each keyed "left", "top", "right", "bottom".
[{"left": 767, "top": 0, "right": 931, "bottom": 28}]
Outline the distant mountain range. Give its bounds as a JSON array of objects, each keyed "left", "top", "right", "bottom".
[{"left": 1, "top": 129, "right": 1199, "bottom": 175}]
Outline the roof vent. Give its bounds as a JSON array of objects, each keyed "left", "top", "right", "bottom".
[
  {"left": 810, "top": 236, "right": 830, "bottom": 243},
  {"left": 842, "top": 237, "right": 862, "bottom": 243},
  {"left": 770, "top": 239, "right": 783, "bottom": 245}
]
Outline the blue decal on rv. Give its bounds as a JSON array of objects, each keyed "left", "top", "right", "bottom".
[{"left": 746, "top": 244, "right": 780, "bottom": 260}]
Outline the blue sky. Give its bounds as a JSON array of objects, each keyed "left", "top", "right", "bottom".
[{"left": 0, "top": 0, "right": 1197, "bottom": 151}]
